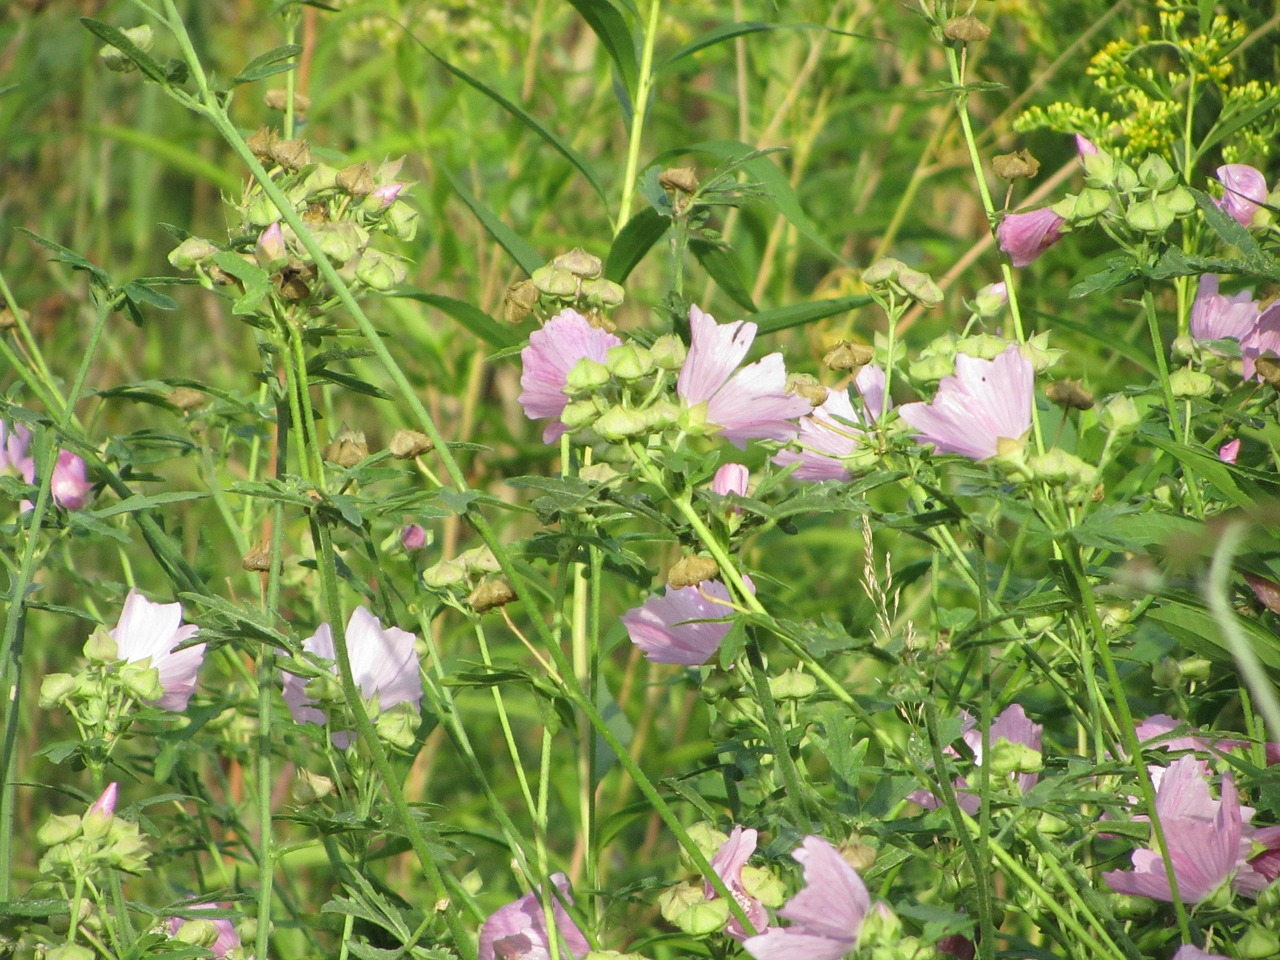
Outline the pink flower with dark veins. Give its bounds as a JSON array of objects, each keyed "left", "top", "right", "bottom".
[
  {"left": 110, "top": 590, "right": 205, "bottom": 711},
  {"left": 743, "top": 836, "right": 873, "bottom": 960},
  {"left": 773, "top": 365, "right": 888, "bottom": 482},
  {"left": 621, "top": 578, "right": 752, "bottom": 666},
  {"left": 677, "top": 305, "right": 811, "bottom": 448},
  {"left": 897, "top": 346, "right": 1033, "bottom": 461},
  {"left": 997, "top": 208, "right": 1065, "bottom": 267},
  {"left": 478, "top": 873, "right": 590, "bottom": 960},
  {"left": 1215, "top": 164, "right": 1268, "bottom": 228},
  {"left": 708, "top": 826, "right": 768, "bottom": 941},
  {"left": 282, "top": 606, "right": 423, "bottom": 748},
  {"left": 518, "top": 309, "right": 622, "bottom": 443}
]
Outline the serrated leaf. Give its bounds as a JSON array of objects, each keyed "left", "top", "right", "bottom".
[
  {"left": 232, "top": 43, "right": 303, "bottom": 84},
  {"left": 1068, "top": 252, "right": 1138, "bottom": 298},
  {"left": 439, "top": 168, "right": 542, "bottom": 275},
  {"left": 605, "top": 207, "right": 669, "bottom": 282}
]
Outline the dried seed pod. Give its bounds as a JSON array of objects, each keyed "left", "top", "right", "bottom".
[
  {"left": 1045, "top": 379, "right": 1095, "bottom": 410},
  {"left": 323, "top": 427, "right": 368, "bottom": 468},
  {"left": 167, "top": 387, "right": 206, "bottom": 412},
  {"left": 658, "top": 167, "right": 699, "bottom": 194},
  {"left": 468, "top": 578, "right": 518, "bottom": 613},
  {"left": 667, "top": 556, "right": 719, "bottom": 589},
  {"left": 786, "top": 373, "right": 828, "bottom": 407},
  {"left": 503, "top": 279, "right": 539, "bottom": 324},
  {"left": 823, "top": 340, "right": 875, "bottom": 371},
  {"left": 389, "top": 429, "right": 433, "bottom": 458},
  {"left": 336, "top": 162, "right": 376, "bottom": 197},
  {"left": 943, "top": 15, "right": 991, "bottom": 43},
  {"left": 269, "top": 138, "right": 311, "bottom": 170},
  {"left": 246, "top": 127, "right": 280, "bottom": 161},
  {"left": 993, "top": 149, "right": 1041, "bottom": 181},
  {"left": 264, "top": 89, "right": 311, "bottom": 114},
  {"left": 241, "top": 542, "right": 272, "bottom": 572}
]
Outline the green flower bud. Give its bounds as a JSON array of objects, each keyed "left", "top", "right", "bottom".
[
  {"left": 679, "top": 401, "right": 712, "bottom": 437},
  {"left": 1125, "top": 197, "right": 1175, "bottom": 233},
  {"left": 108, "top": 826, "right": 151, "bottom": 873},
  {"left": 580, "top": 278, "right": 625, "bottom": 307},
  {"left": 459, "top": 546, "right": 501, "bottom": 575},
  {"left": 291, "top": 768, "right": 335, "bottom": 804},
  {"left": 1081, "top": 150, "right": 1115, "bottom": 187},
  {"left": 1162, "top": 185, "right": 1195, "bottom": 216},
  {"left": 98, "top": 26, "right": 153, "bottom": 72},
  {"left": 741, "top": 866, "right": 787, "bottom": 908},
  {"left": 1068, "top": 187, "right": 1113, "bottom": 223},
  {"left": 39, "top": 673, "right": 78, "bottom": 709},
  {"left": 862, "top": 257, "right": 905, "bottom": 286},
  {"left": 1180, "top": 656, "right": 1211, "bottom": 681},
  {"left": 552, "top": 248, "right": 603, "bottom": 279},
  {"left": 84, "top": 626, "right": 119, "bottom": 662},
  {"left": 1114, "top": 161, "right": 1139, "bottom": 194},
  {"left": 312, "top": 222, "right": 369, "bottom": 264},
  {"left": 908, "top": 352, "right": 956, "bottom": 384},
  {"left": 1100, "top": 394, "right": 1140, "bottom": 433},
  {"left": 302, "top": 163, "right": 339, "bottom": 195},
  {"left": 650, "top": 334, "right": 687, "bottom": 371},
  {"left": 658, "top": 882, "right": 709, "bottom": 926},
  {"left": 954, "top": 333, "right": 1008, "bottom": 361},
  {"left": 768, "top": 668, "right": 817, "bottom": 701},
  {"left": 173, "top": 919, "right": 217, "bottom": 948},
  {"left": 1169, "top": 367, "right": 1214, "bottom": 398},
  {"left": 596, "top": 406, "right": 650, "bottom": 441},
  {"left": 244, "top": 194, "right": 282, "bottom": 229},
  {"left": 375, "top": 704, "right": 418, "bottom": 752},
  {"left": 37, "top": 814, "right": 82, "bottom": 847},
  {"left": 423, "top": 557, "right": 467, "bottom": 588},
  {"left": 354, "top": 249, "right": 408, "bottom": 290},
  {"left": 561, "top": 398, "right": 604, "bottom": 431},
  {"left": 45, "top": 944, "right": 95, "bottom": 960},
  {"left": 1036, "top": 812, "right": 1070, "bottom": 835},
  {"left": 167, "top": 237, "right": 219, "bottom": 270},
  {"left": 686, "top": 822, "right": 729, "bottom": 862},
  {"left": 1137, "top": 154, "right": 1177, "bottom": 191},
  {"left": 1239, "top": 926, "right": 1280, "bottom": 960},
  {"left": 896, "top": 268, "right": 943, "bottom": 308},
  {"left": 643, "top": 398, "right": 680, "bottom": 432},
  {"left": 386, "top": 201, "right": 419, "bottom": 242},
  {"left": 121, "top": 661, "right": 165, "bottom": 703},
  {"left": 1027, "top": 449, "right": 1097, "bottom": 489},
  {"left": 669, "top": 896, "right": 730, "bottom": 936},
  {"left": 606, "top": 343, "right": 654, "bottom": 381},
  {"left": 565, "top": 358, "right": 611, "bottom": 394},
  {"left": 989, "top": 739, "right": 1042, "bottom": 779},
  {"left": 530, "top": 265, "right": 577, "bottom": 297}
]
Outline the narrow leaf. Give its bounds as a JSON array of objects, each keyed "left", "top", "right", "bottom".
[
  {"left": 566, "top": 0, "right": 637, "bottom": 108},
  {"left": 395, "top": 290, "right": 519, "bottom": 349},
  {"left": 605, "top": 207, "right": 669, "bottom": 282},
  {"left": 232, "top": 43, "right": 303, "bottom": 85},
  {"left": 690, "top": 239, "right": 757, "bottom": 312},
  {"left": 80, "top": 18, "right": 169, "bottom": 86},
  {"left": 751, "top": 295, "right": 872, "bottom": 335},
  {"left": 91, "top": 492, "right": 210, "bottom": 519},
  {"left": 439, "top": 167, "right": 542, "bottom": 275}
]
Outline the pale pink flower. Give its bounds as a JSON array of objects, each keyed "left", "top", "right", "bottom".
[
  {"left": 712, "top": 463, "right": 749, "bottom": 497},
  {"left": 708, "top": 826, "right": 767, "bottom": 941},
  {"left": 49, "top": 450, "right": 92, "bottom": 509},
  {"left": 110, "top": 590, "right": 205, "bottom": 711},
  {"left": 1190, "top": 275, "right": 1259, "bottom": 343},
  {"left": 997, "top": 208, "right": 1065, "bottom": 267},
  {"left": 283, "top": 606, "right": 423, "bottom": 748},
  {"left": 910, "top": 705, "right": 1042, "bottom": 814},
  {"left": 401, "top": 523, "right": 427, "bottom": 551},
  {"left": 87, "top": 782, "right": 118, "bottom": 819},
  {"left": 0, "top": 420, "right": 31, "bottom": 476},
  {"left": 1215, "top": 164, "right": 1268, "bottom": 228},
  {"left": 773, "top": 365, "right": 888, "bottom": 481},
  {"left": 169, "top": 906, "right": 240, "bottom": 958},
  {"left": 1173, "top": 946, "right": 1229, "bottom": 960},
  {"left": 743, "top": 836, "right": 871, "bottom": 960},
  {"left": 255, "top": 222, "right": 287, "bottom": 268},
  {"left": 1075, "top": 134, "right": 1099, "bottom": 157},
  {"left": 1242, "top": 303, "right": 1280, "bottom": 381},
  {"left": 677, "top": 305, "right": 811, "bottom": 448},
  {"left": 897, "top": 346, "right": 1033, "bottom": 460},
  {"left": 478, "top": 873, "right": 590, "bottom": 960},
  {"left": 371, "top": 182, "right": 406, "bottom": 208},
  {"left": 621, "top": 578, "right": 751, "bottom": 666},
  {"left": 518, "top": 309, "right": 622, "bottom": 443},
  {"left": 1102, "top": 755, "right": 1242, "bottom": 903},
  {"left": 1218, "top": 439, "right": 1241, "bottom": 464}
]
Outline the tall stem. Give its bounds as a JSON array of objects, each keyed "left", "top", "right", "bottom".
[{"left": 616, "top": 0, "right": 662, "bottom": 231}]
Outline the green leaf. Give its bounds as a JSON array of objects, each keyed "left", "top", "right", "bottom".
[
  {"left": 17, "top": 227, "right": 111, "bottom": 287},
  {"left": 309, "top": 368, "right": 394, "bottom": 400},
  {"left": 211, "top": 251, "right": 273, "bottom": 315},
  {"left": 1148, "top": 598, "right": 1280, "bottom": 671},
  {"left": 394, "top": 290, "right": 519, "bottom": 349},
  {"left": 1069, "top": 252, "right": 1139, "bottom": 298},
  {"left": 690, "top": 239, "right": 756, "bottom": 312},
  {"left": 409, "top": 39, "right": 608, "bottom": 206},
  {"left": 90, "top": 125, "right": 243, "bottom": 195},
  {"left": 566, "top": 0, "right": 637, "bottom": 111},
  {"left": 232, "top": 43, "right": 303, "bottom": 85},
  {"left": 90, "top": 491, "right": 210, "bottom": 519},
  {"left": 80, "top": 18, "right": 169, "bottom": 86},
  {"left": 1142, "top": 429, "right": 1255, "bottom": 509},
  {"left": 605, "top": 207, "right": 669, "bottom": 282},
  {"left": 439, "top": 167, "right": 542, "bottom": 275},
  {"left": 122, "top": 280, "right": 179, "bottom": 312},
  {"left": 751, "top": 295, "right": 872, "bottom": 335},
  {"left": 1192, "top": 187, "right": 1271, "bottom": 271},
  {"left": 657, "top": 21, "right": 812, "bottom": 74}
]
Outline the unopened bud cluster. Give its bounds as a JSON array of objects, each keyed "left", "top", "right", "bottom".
[
  {"left": 505, "top": 249, "right": 625, "bottom": 325},
  {"left": 168, "top": 139, "right": 416, "bottom": 313},
  {"left": 37, "top": 786, "right": 150, "bottom": 881},
  {"left": 39, "top": 628, "right": 162, "bottom": 739},
  {"left": 423, "top": 546, "right": 517, "bottom": 614},
  {"left": 1053, "top": 149, "right": 1195, "bottom": 235}
]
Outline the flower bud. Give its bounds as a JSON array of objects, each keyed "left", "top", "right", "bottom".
[
  {"left": 1238, "top": 926, "right": 1280, "bottom": 960},
  {"left": 468, "top": 578, "right": 518, "bottom": 614},
  {"left": 565, "top": 358, "right": 611, "bottom": 394},
  {"left": 1137, "top": 154, "right": 1177, "bottom": 191},
  {"left": 579, "top": 462, "right": 620, "bottom": 484},
  {"left": 386, "top": 201, "right": 419, "bottom": 241},
  {"left": 1169, "top": 367, "right": 1214, "bottom": 398},
  {"left": 769, "top": 668, "right": 817, "bottom": 700},
  {"left": 355, "top": 249, "right": 408, "bottom": 290},
  {"left": 650, "top": 334, "right": 687, "bottom": 371},
  {"left": 323, "top": 427, "right": 368, "bottom": 468},
  {"left": 401, "top": 524, "right": 427, "bottom": 551},
  {"left": 255, "top": 223, "right": 288, "bottom": 271},
  {"left": 908, "top": 352, "right": 956, "bottom": 384},
  {"left": 530, "top": 265, "right": 577, "bottom": 297},
  {"left": 98, "top": 25, "right": 153, "bottom": 72},
  {"left": 168, "top": 237, "right": 219, "bottom": 271},
  {"left": 375, "top": 704, "right": 418, "bottom": 751},
  {"left": 685, "top": 821, "right": 729, "bottom": 861},
  {"left": 663, "top": 891, "right": 729, "bottom": 936},
  {"left": 37, "top": 814, "right": 82, "bottom": 847},
  {"left": 560, "top": 398, "right": 604, "bottom": 431},
  {"left": 552, "top": 248, "right": 603, "bottom": 279},
  {"left": 423, "top": 557, "right": 466, "bottom": 588},
  {"left": 503, "top": 280, "right": 539, "bottom": 324},
  {"left": 365, "top": 182, "right": 406, "bottom": 212},
  {"left": 989, "top": 739, "right": 1042, "bottom": 779},
  {"left": 823, "top": 340, "right": 875, "bottom": 371},
  {"left": 1125, "top": 197, "right": 1175, "bottom": 233},
  {"left": 1100, "top": 394, "right": 1140, "bottom": 433},
  {"left": 580, "top": 277, "right": 625, "bottom": 307},
  {"left": 741, "top": 865, "right": 787, "bottom": 908},
  {"left": 389, "top": 429, "right": 433, "bottom": 458},
  {"left": 658, "top": 881, "right": 709, "bottom": 925},
  {"left": 644, "top": 398, "right": 680, "bottom": 432},
  {"left": 862, "top": 257, "right": 906, "bottom": 286},
  {"left": 121, "top": 661, "right": 165, "bottom": 703},
  {"left": 667, "top": 556, "right": 718, "bottom": 589},
  {"left": 292, "top": 768, "right": 335, "bottom": 804},
  {"left": 1045, "top": 379, "right": 1094, "bottom": 409},
  {"left": 38, "top": 673, "right": 78, "bottom": 708},
  {"left": 459, "top": 547, "right": 501, "bottom": 575},
  {"left": 972, "top": 282, "right": 1007, "bottom": 318},
  {"left": 596, "top": 406, "right": 650, "bottom": 441},
  {"left": 712, "top": 463, "right": 749, "bottom": 497},
  {"left": 606, "top": 343, "right": 654, "bottom": 381},
  {"left": 992, "top": 149, "right": 1040, "bottom": 181},
  {"left": 313, "top": 222, "right": 369, "bottom": 265},
  {"left": 45, "top": 943, "right": 94, "bottom": 960},
  {"left": 83, "top": 626, "right": 119, "bottom": 662},
  {"left": 1152, "top": 656, "right": 1182, "bottom": 689}
]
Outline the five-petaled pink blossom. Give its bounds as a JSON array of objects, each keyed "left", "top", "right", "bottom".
[
  {"left": 621, "top": 578, "right": 751, "bottom": 666},
  {"left": 743, "top": 835, "right": 872, "bottom": 960},
  {"left": 708, "top": 826, "right": 768, "bottom": 941},
  {"left": 677, "top": 305, "right": 811, "bottom": 448},
  {"left": 283, "top": 606, "right": 423, "bottom": 748},
  {"left": 1215, "top": 164, "right": 1268, "bottom": 228},
  {"left": 169, "top": 906, "right": 241, "bottom": 959},
  {"left": 1102, "top": 755, "right": 1242, "bottom": 903},
  {"left": 773, "top": 365, "right": 888, "bottom": 481},
  {"left": 897, "top": 346, "right": 1034, "bottom": 461},
  {"left": 518, "top": 308, "right": 622, "bottom": 443},
  {"left": 1189, "top": 275, "right": 1280, "bottom": 381},
  {"left": 478, "top": 873, "right": 590, "bottom": 960},
  {"left": 997, "top": 208, "right": 1065, "bottom": 267},
  {"left": 110, "top": 590, "right": 205, "bottom": 711},
  {"left": 910, "top": 704, "right": 1042, "bottom": 814}
]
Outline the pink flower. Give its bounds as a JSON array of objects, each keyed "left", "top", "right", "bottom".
[
  {"left": 773, "top": 365, "right": 888, "bottom": 482},
  {"left": 1173, "top": 947, "right": 1229, "bottom": 960},
  {"left": 0, "top": 420, "right": 31, "bottom": 476},
  {"left": 401, "top": 523, "right": 427, "bottom": 551},
  {"left": 87, "top": 782, "right": 118, "bottom": 819},
  {"left": 1245, "top": 574, "right": 1280, "bottom": 616},
  {"left": 910, "top": 705, "right": 1042, "bottom": 814},
  {"left": 997, "top": 208, "right": 1065, "bottom": 267},
  {"left": 621, "top": 578, "right": 750, "bottom": 666},
  {"left": 1190, "top": 275, "right": 1259, "bottom": 343},
  {"left": 1242, "top": 303, "right": 1280, "bottom": 381},
  {"left": 478, "top": 873, "right": 590, "bottom": 960},
  {"left": 282, "top": 606, "right": 423, "bottom": 748},
  {"left": 371, "top": 182, "right": 406, "bottom": 208},
  {"left": 110, "top": 590, "right": 205, "bottom": 711},
  {"left": 897, "top": 346, "right": 1033, "bottom": 460},
  {"left": 1102, "top": 755, "right": 1242, "bottom": 903},
  {"left": 1218, "top": 439, "right": 1241, "bottom": 464},
  {"left": 708, "top": 826, "right": 767, "bottom": 940},
  {"left": 169, "top": 906, "right": 240, "bottom": 958},
  {"left": 677, "top": 305, "right": 811, "bottom": 448},
  {"left": 1215, "top": 164, "right": 1268, "bottom": 228},
  {"left": 712, "top": 463, "right": 749, "bottom": 497},
  {"left": 518, "top": 309, "right": 622, "bottom": 443},
  {"left": 1075, "top": 134, "right": 1099, "bottom": 157},
  {"left": 743, "top": 836, "right": 871, "bottom": 960},
  {"left": 49, "top": 450, "right": 91, "bottom": 509}
]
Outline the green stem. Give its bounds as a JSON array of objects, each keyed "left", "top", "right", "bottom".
[{"left": 615, "top": 0, "right": 662, "bottom": 231}]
